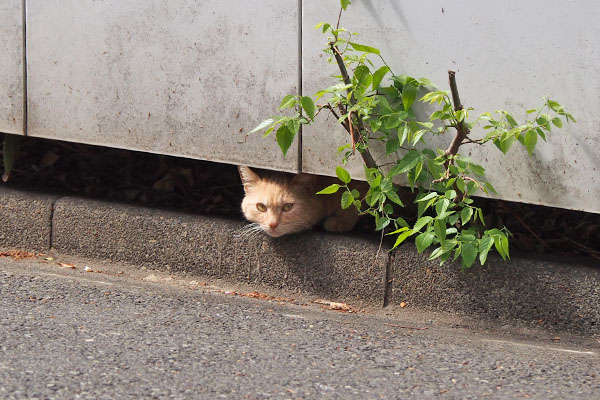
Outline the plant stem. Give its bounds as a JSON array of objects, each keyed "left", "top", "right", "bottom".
[
  {"left": 329, "top": 41, "right": 378, "bottom": 169},
  {"left": 445, "top": 70, "right": 470, "bottom": 157}
]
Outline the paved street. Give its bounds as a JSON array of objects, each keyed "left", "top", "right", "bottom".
[{"left": 1, "top": 254, "right": 599, "bottom": 399}]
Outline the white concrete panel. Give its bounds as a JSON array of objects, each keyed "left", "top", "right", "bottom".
[
  {"left": 27, "top": 0, "right": 299, "bottom": 171},
  {"left": 0, "top": 0, "right": 23, "bottom": 135},
  {"left": 303, "top": 0, "right": 600, "bottom": 213}
]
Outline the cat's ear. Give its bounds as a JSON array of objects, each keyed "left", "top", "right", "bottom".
[
  {"left": 238, "top": 166, "right": 261, "bottom": 192},
  {"left": 291, "top": 173, "right": 316, "bottom": 193}
]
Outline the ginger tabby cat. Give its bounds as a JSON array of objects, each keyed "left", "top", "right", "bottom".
[{"left": 239, "top": 166, "right": 361, "bottom": 237}]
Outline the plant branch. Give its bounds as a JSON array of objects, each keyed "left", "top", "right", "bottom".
[
  {"left": 319, "top": 103, "right": 349, "bottom": 132},
  {"left": 335, "top": 7, "right": 343, "bottom": 30},
  {"left": 329, "top": 41, "right": 378, "bottom": 169},
  {"left": 445, "top": 70, "right": 471, "bottom": 157}
]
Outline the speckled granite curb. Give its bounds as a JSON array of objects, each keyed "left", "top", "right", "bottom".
[{"left": 1, "top": 186, "right": 598, "bottom": 335}]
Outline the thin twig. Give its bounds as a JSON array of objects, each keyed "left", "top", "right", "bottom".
[
  {"left": 348, "top": 111, "right": 355, "bottom": 153},
  {"left": 328, "top": 41, "right": 378, "bottom": 169},
  {"left": 504, "top": 207, "right": 552, "bottom": 251},
  {"left": 336, "top": 7, "right": 343, "bottom": 30}
]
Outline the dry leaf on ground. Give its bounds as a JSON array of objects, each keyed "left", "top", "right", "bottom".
[
  {"left": 143, "top": 274, "right": 160, "bottom": 282},
  {"left": 0, "top": 250, "right": 38, "bottom": 260},
  {"left": 314, "top": 299, "right": 354, "bottom": 312},
  {"left": 245, "top": 291, "right": 295, "bottom": 303}
]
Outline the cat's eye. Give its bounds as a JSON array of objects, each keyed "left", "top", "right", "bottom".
[
  {"left": 282, "top": 203, "right": 294, "bottom": 212},
  {"left": 256, "top": 203, "right": 267, "bottom": 212}
]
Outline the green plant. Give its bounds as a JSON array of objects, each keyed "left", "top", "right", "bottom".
[
  {"left": 250, "top": 1, "right": 575, "bottom": 269},
  {"left": 1, "top": 133, "right": 20, "bottom": 182}
]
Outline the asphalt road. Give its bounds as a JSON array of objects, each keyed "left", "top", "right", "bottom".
[{"left": 1, "top": 254, "right": 599, "bottom": 399}]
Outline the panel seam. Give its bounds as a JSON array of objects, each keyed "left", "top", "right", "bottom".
[
  {"left": 297, "top": 0, "right": 303, "bottom": 172},
  {"left": 21, "top": 0, "right": 28, "bottom": 136}
]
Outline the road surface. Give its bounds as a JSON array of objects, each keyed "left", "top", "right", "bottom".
[{"left": 1, "top": 253, "right": 598, "bottom": 399}]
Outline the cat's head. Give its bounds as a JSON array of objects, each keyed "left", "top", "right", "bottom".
[{"left": 238, "top": 166, "right": 318, "bottom": 237}]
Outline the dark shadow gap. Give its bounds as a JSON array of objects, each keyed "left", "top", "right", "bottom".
[{"left": 1, "top": 133, "right": 598, "bottom": 261}]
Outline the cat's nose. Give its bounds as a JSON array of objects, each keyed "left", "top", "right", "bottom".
[{"left": 269, "top": 221, "right": 279, "bottom": 230}]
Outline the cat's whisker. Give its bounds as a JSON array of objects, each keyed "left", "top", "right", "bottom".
[{"left": 235, "top": 223, "right": 264, "bottom": 238}]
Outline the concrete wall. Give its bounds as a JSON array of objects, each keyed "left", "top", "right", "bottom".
[
  {"left": 25, "top": 0, "right": 299, "bottom": 171},
  {"left": 303, "top": 0, "right": 600, "bottom": 213},
  {"left": 0, "top": 0, "right": 23, "bottom": 135},
  {"left": 1, "top": 1, "right": 598, "bottom": 213}
]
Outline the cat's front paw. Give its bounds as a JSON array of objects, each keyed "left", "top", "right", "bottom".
[{"left": 323, "top": 215, "right": 357, "bottom": 233}]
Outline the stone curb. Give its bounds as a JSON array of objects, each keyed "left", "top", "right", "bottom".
[
  {"left": 391, "top": 246, "right": 600, "bottom": 336},
  {"left": 0, "top": 187, "right": 58, "bottom": 251},
  {"left": 1, "top": 186, "right": 598, "bottom": 335},
  {"left": 51, "top": 196, "right": 388, "bottom": 306}
]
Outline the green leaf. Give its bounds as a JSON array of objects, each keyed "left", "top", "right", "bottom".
[
  {"left": 385, "top": 189, "right": 404, "bottom": 207},
  {"left": 551, "top": 116, "right": 563, "bottom": 128},
  {"left": 300, "top": 96, "right": 316, "bottom": 121},
  {"left": 469, "top": 163, "right": 485, "bottom": 176},
  {"left": 316, "top": 184, "right": 340, "bottom": 194},
  {"left": 348, "top": 41, "right": 380, "bottom": 55},
  {"left": 340, "top": 0, "right": 351, "bottom": 11},
  {"left": 385, "top": 137, "right": 400, "bottom": 155},
  {"left": 249, "top": 118, "right": 274, "bottom": 134},
  {"left": 396, "top": 217, "right": 409, "bottom": 228},
  {"left": 456, "top": 177, "right": 466, "bottom": 194},
  {"left": 2, "top": 134, "right": 19, "bottom": 181},
  {"left": 275, "top": 124, "right": 295, "bottom": 156},
  {"left": 375, "top": 215, "right": 390, "bottom": 231},
  {"left": 429, "top": 240, "right": 458, "bottom": 261},
  {"left": 398, "top": 124, "right": 409, "bottom": 146},
  {"left": 434, "top": 219, "right": 446, "bottom": 245},
  {"left": 504, "top": 113, "right": 518, "bottom": 127},
  {"left": 416, "top": 192, "right": 438, "bottom": 203},
  {"left": 279, "top": 95, "right": 297, "bottom": 110},
  {"left": 448, "top": 213, "right": 460, "bottom": 226},
  {"left": 341, "top": 191, "right": 354, "bottom": 209},
  {"left": 435, "top": 198, "right": 450, "bottom": 217},
  {"left": 383, "top": 112, "right": 408, "bottom": 130},
  {"left": 547, "top": 99, "right": 562, "bottom": 112},
  {"left": 389, "top": 150, "right": 422, "bottom": 176},
  {"left": 392, "top": 229, "right": 414, "bottom": 250},
  {"left": 479, "top": 235, "right": 494, "bottom": 265},
  {"left": 372, "top": 66, "right": 390, "bottom": 91},
  {"left": 493, "top": 234, "right": 510, "bottom": 261},
  {"left": 524, "top": 128, "right": 538, "bottom": 156},
  {"left": 415, "top": 231, "right": 435, "bottom": 253},
  {"left": 461, "top": 243, "right": 478, "bottom": 269},
  {"left": 495, "top": 135, "right": 516, "bottom": 154},
  {"left": 445, "top": 190, "right": 457, "bottom": 201},
  {"left": 460, "top": 207, "right": 473, "bottom": 226},
  {"left": 401, "top": 83, "right": 418, "bottom": 111},
  {"left": 466, "top": 180, "right": 479, "bottom": 196},
  {"left": 336, "top": 166, "right": 351, "bottom": 184},
  {"left": 386, "top": 227, "right": 409, "bottom": 236},
  {"left": 354, "top": 65, "right": 372, "bottom": 88},
  {"left": 411, "top": 130, "right": 426, "bottom": 146},
  {"left": 414, "top": 160, "right": 423, "bottom": 181},
  {"left": 483, "top": 181, "right": 497, "bottom": 194},
  {"left": 413, "top": 216, "right": 433, "bottom": 232}
]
